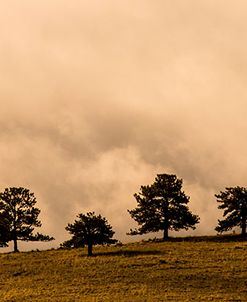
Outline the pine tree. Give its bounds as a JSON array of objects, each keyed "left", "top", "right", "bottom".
[
  {"left": 128, "top": 174, "right": 199, "bottom": 240},
  {"left": 215, "top": 186, "right": 247, "bottom": 238},
  {"left": 0, "top": 187, "right": 54, "bottom": 252},
  {"left": 62, "top": 212, "right": 117, "bottom": 256}
]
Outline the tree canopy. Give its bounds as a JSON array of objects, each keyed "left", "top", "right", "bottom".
[
  {"left": 61, "top": 212, "right": 117, "bottom": 256},
  {"left": 0, "top": 187, "right": 54, "bottom": 252},
  {"left": 128, "top": 174, "right": 200, "bottom": 240},
  {"left": 215, "top": 186, "right": 247, "bottom": 238}
]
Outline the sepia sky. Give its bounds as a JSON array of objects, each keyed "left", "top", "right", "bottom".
[{"left": 1, "top": 0, "right": 247, "bottom": 250}]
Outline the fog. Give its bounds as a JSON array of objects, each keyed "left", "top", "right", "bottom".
[{"left": 1, "top": 0, "right": 247, "bottom": 250}]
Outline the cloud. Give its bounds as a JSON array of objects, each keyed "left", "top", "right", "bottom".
[{"left": 1, "top": 0, "right": 247, "bottom": 250}]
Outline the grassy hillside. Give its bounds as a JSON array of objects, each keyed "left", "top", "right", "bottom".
[{"left": 0, "top": 237, "right": 247, "bottom": 301}]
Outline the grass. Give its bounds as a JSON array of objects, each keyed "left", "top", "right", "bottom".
[{"left": 0, "top": 236, "right": 247, "bottom": 301}]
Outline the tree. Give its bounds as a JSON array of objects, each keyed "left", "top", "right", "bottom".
[
  {"left": 62, "top": 212, "right": 117, "bottom": 256},
  {"left": 128, "top": 174, "right": 200, "bottom": 240},
  {"left": 0, "top": 187, "right": 54, "bottom": 252},
  {"left": 215, "top": 186, "right": 247, "bottom": 238}
]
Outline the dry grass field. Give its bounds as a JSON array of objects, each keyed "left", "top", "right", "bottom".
[{"left": 0, "top": 237, "right": 247, "bottom": 301}]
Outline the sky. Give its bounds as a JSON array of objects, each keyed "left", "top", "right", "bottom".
[{"left": 1, "top": 0, "right": 247, "bottom": 250}]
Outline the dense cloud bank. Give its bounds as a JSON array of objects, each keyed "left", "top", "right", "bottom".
[{"left": 1, "top": 1, "right": 247, "bottom": 250}]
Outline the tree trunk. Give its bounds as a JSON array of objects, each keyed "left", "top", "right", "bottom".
[
  {"left": 163, "top": 227, "right": 169, "bottom": 240},
  {"left": 241, "top": 217, "right": 246, "bottom": 239},
  {"left": 87, "top": 243, "right": 93, "bottom": 256},
  {"left": 13, "top": 237, "right": 19, "bottom": 253},
  {"left": 13, "top": 212, "right": 19, "bottom": 252},
  {"left": 162, "top": 203, "right": 169, "bottom": 241}
]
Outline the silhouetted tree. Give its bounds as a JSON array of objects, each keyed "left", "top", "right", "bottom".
[
  {"left": 0, "top": 187, "right": 54, "bottom": 252},
  {"left": 62, "top": 212, "right": 117, "bottom": 256},
  {"left": 128, "top": 174, "right": 200, "bottom": 240},
  {"left": 215, "top": 186, "right": 247, "bottom": 238}
]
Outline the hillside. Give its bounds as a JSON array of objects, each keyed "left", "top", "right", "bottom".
[{"left": 0, "top": 238, "right": 247, "bottom": 301}]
